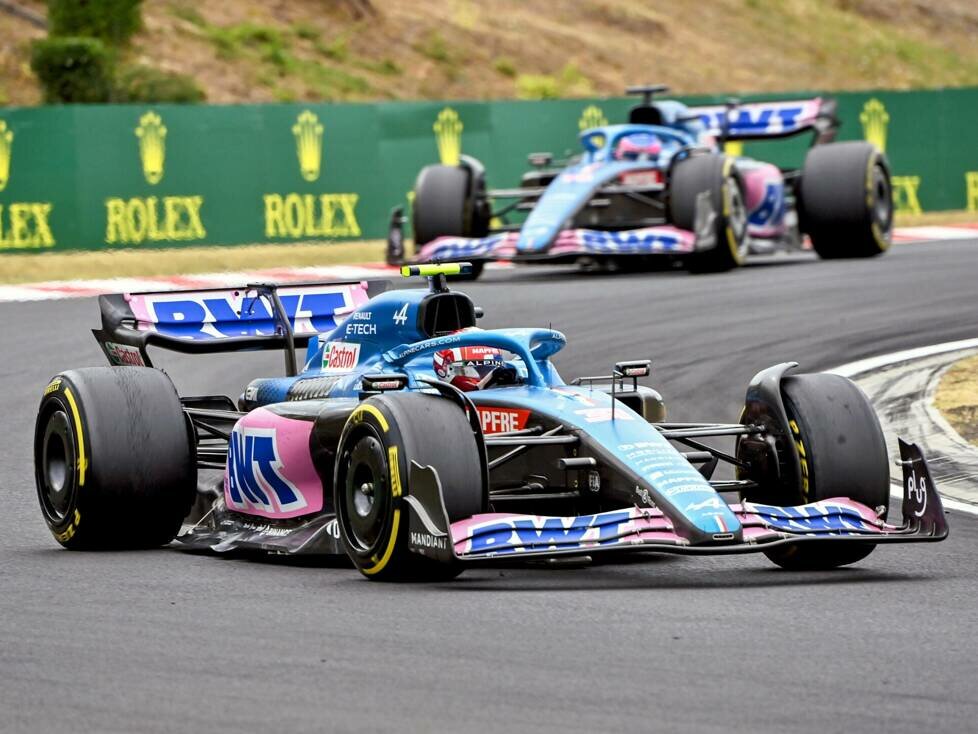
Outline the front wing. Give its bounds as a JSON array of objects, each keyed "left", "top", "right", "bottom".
[
  {"left": 405, "top": 439, "right": 948, "bottom": 564},
  {"left": 414, "top": 225, "right": 696, "bottom": 263}
]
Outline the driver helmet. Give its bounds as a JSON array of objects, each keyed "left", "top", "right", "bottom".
[
  {"left": 614, "top": 133, "right": 662, "bottom": 161},
  {"left": 434, "top": 345, "right": 508, "bottom": 392}
]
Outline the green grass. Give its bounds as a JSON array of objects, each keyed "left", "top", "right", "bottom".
[
  {"left": 315, "top": 36, "right": 349, "bottom": 61},
  {"left": 292, "top": 21, "right": 320, "bottom": 42},
  {"left": 492, "top": 56, "right": 517, "bottom": 78},
  {"left": 415, "top": 31, "right": 452, "bottom": 63},
  {"left": 516, "top": 63, "right": 593, "bottom": 99}
]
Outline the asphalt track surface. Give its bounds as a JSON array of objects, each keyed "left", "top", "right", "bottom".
[{"left": 3, "top": 241, "right": 978, "bottom": 734}]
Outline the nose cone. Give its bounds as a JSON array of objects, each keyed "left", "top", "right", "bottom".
[{"left": 517, "top": 224, "right": 554, "bottom": 253}]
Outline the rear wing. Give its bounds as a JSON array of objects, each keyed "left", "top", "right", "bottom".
[
  {"left": 93, "top": 279, "right": 387, "bottom": 376},
  {"left": 688, "top": 97, "right": 838, "bottom": 145}
]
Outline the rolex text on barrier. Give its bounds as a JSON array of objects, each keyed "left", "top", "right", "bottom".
[{"left": 0, "top": 87, "right": 975, "bottom": 252}]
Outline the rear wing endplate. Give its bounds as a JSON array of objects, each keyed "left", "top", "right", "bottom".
[{"left": 93, "top": 279, "right": 387, "bottom": 376}]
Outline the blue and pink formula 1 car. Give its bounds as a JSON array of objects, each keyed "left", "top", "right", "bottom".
[
  {"left": 392, "top": 86, "right": 893, "bottom": 279},
  {"left": 34, "top": 264, "right": 945, "bottom": 580}
]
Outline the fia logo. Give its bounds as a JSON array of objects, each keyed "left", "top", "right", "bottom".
[
  {"left": 906, "top": 468, "right": 927, "bottom": 518},
  {"left": 0, "top": 119, "right": 12, "bottom": 192},
  {"left": 226, "top": 426, "right": 308, "bottom": 514},
  {"left": 860, "top": 98, "right": 889, "bottom": 153},
  {"left": 434, "top": 107, "right": 462, "bottom": 165},
  {"left": 135, "top": 112, "right": 166, "bottom": 185},
  {"left": 292, "top": 110, "right": 324, "bottom": 182},
  {"left": 578, "top": 105, "right": 607, "bottom": 132}
]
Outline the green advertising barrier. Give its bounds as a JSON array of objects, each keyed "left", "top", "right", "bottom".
[{"left": 1, "top": 87, "right": 976, "bottom": 252}]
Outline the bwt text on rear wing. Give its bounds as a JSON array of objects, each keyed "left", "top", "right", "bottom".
[
  {"left": 92, "top": 280, "right": 387, "bottom": 376},
  {"left": 688, "top": 97, "right": 838, "bottom": 145}
]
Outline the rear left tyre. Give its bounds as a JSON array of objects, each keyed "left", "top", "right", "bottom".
[{"left": 34, "top": 367, "right": 196, "bottom": 549}]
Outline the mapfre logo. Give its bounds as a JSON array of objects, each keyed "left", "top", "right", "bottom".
[
  {"left": 478, "top": 407, "right": 530, "bottom": 434},
  {"left": 322, "top": 341, "right": 360, "bottom": 374}
]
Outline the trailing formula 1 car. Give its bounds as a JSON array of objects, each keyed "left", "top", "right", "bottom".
[
  {"left": 34, "top": 263, "right": 945, "bottom": 580},
  {"left": 391, "top": 85, "right": 893, "bottom": 279}
]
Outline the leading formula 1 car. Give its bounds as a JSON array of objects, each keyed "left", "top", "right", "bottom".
[
  {"left": 392, "top": 85, "right": 893, "bottom": 279},
  {"left": 34, "top": 264, "right": 945, "bottom": 580}
]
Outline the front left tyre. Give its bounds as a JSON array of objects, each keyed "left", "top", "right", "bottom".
[
  {"left": 669, "top": 153, "right": 748, "bottom": 273},
  {"left": 34, "top": 367, "right": 197, "bottom": 549},
  {"left": 334, "top": 392, "right": 486, "bottom": 581}
]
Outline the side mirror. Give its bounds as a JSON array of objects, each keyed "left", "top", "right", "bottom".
[
  {"left": 528, "top": 152, "right": 553, "bottom": 167},
  {"left": 614, "top": 360, "right": 651, "bottom": 378},
  {"left": 361, "top": 373, "right": 409, "bottom": 395}
]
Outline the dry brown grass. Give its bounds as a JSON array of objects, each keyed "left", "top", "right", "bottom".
[
  {"left": 0, "top": 239, "right": 386, "bottom": 284},
  {"left": 934, "top": 352, "right": 978, "bottom": 447},
  {"left": 2, "top": 0, "right": 978, "bottom": 105},
  {"left": 894, "top": 210, "right": 978, "bottom": 227}
]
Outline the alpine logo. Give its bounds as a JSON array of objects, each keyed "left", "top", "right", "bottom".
[
  {"left": 477, "top": 407, "right": 530, "bottom": 434},
  {"left": 226, "top": 426, "right": 308, "bottom": 514},
  {"left": 322, "top": 341, "right": 360, "bottom": 374}
]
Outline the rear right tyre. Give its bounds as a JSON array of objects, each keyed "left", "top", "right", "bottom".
[{"left": 412, "top": 162, "right": 488, "bottom": 281}]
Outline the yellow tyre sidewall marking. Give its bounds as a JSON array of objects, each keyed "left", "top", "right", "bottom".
[
  {"left": 866, "top": 153, "right": 890, "bottom": 252},
  {"left": 362, "top": 445, "right": 403, "bottom": 576},
  {"left": 721, "top": 157, "right": 742, "bottom": 264},
  {"left": 351, "top": 404, "right": 389, "bottom": 433},
  {"left": 788, "top": 419, "right": 810, "bottom": 502},
  {"left": 63, "top": 387, "right": 87, "bottom": 487}
]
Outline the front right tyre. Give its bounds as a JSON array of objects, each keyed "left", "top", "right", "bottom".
[
  {"left": 669, "top": 153, "right": 748, "bottom": 273},
  {"left": 738, "top": 372, "right": 890, "bottom": 570}
]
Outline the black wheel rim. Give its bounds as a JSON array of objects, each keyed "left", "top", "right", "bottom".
[
  {"left": 872, "top": 165, "right": 892, "bottom": 235},
  {"left": 342, "top": 431, "right": 390, "bottom": 553},
  {"left": 39, "top": 409, "right": 76, "bottom": 522},
  {"left": 723, "top": 175, "right": 749, "bottom": 258}
]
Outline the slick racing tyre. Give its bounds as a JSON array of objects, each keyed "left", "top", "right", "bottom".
[
  {"left": 412, "top": 162, "right": 488, "bottom": 280},
  {"left": 669, "top": 153, "right": 748, "bottom": 273},
  {"left": 739, "top": 373, "right": 890, "bottom": 570},
  {"left": 334, "top": 392, "right": 486, "bottom": 581},
  {"left": 34, "top": 367, "right": 196, "bottom": 549},
  {"left": 798, "top": 141, "right": 892, "bottom": 258}
]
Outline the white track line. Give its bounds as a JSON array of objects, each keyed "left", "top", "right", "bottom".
[
  {"left": 828, "top": 338, "right": 978, "bottom": 378},
  {"left": 831, "top": 341, "right": 978, "bottom": 516}
]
